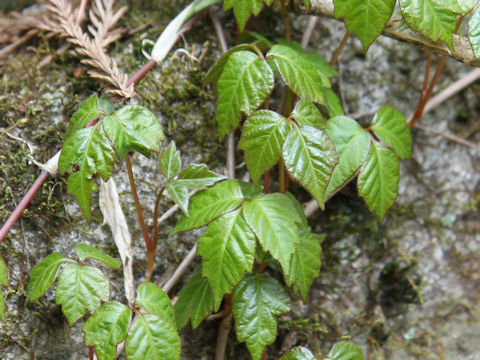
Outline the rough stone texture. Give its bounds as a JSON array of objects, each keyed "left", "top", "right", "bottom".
[{"left": 0, "top": 1, "right": 479, "bottom": 360}]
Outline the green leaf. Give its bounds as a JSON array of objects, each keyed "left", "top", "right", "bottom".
[
  {"left": 280, "top": 347, "right": 316, "bottom": 360},
  {"left": 215, "top": 51, "right": 274, "bottom": 139},
  {"left": 322, "top": 88, "right": 345, "bottom": 117},
  {"left": 285, "top": 230, "right": 324, "bottom": 301},
  {"left": 59, "top": 126, "right": 114, "bottom": 220},
  {"left": 469, "top": 6, "right": 480, "bottom": 57},
  {"left": 233, "top": 273, "right": 290, "bottom": 360},
  {"left": 268, "top": 45, "right": 330, "bottom": 103},
  {"left": 224, "top": 0, "right": 273, "bottom": 31},
  {"left": 103, "top": 105, "right": 164, "bottom": 160},
  {"left": 399, "top": 0, "right": 458, "bottom": 50},
  {"left": 165, "top": 181, "right": 189, "bottom": 216},
  {"left": 174, "top": 267, "right": 214, "bottom": 329},
  {"left": 283, "top": 125, "right": 338, "bottom": 209},
  {"left": 327, "top": 342, "right": 364, "bottom": 360},
  {"left": 0, "top": 292, "right": 4, "bottom": 321},
  {"left": 56, "top": 264, "right": 110, "bottom": 325},
  {"left": 304, "top": 53, "right": 338, "bottom": 77},
  {"left": 333, "top": 0, "right": 396, "bottom": 50},
  {"left": 83, "top": 302, "right": 131, "bottom": 360},
  {"left": 291, "top": 98, "right": 325, "bottom": 129},
  {"left": 285, "top": 192, "right": 309, "bottom": 230},
  {"left": 125, "top": 313, "right": 180, "bottom": 360},
  {"left": 136, "top": 282, "right": 175, "bottom": 324},
  {"left": 74, "top": 244, "right": 121, "bottom": 269},
  {"left": 159, "top": 141, "right": 181, "bottom": 180},
  {"left": 27, "top": 253, "right": 67, "bottom": 302},
  {"left": 243, "top": 193, "right": 301, "bottom": 274},
  {"left": 176, "top": 164, "right": 227, "bottom": 189},
  {"left": 238, "top": 110, "right": 291, "bottom": 184},
  {"left": 203, "top": 41, "right": 270, "bottom": 87},
  {"left": 371, "top": 106, "right": 411, "bottom": 159},
  {"left": 65, "top": 94, "right": 103, "bottom": 140},
  {"left": 325, "top": 116, "right": 370, "bottom": 198},
  {"left": 457, "top": 0, "right": 476, "bottom": 15},
  {"left": 198, "top": 209, "right": 256, "bottom": 310},
  {"left": 99, "top": 94, "right": 115, "bottom": 115},
  {"left": 170, "top": 180, "right": 244, "bottom": 234},
  {"left": 0, "top": 255, "right": 8, "bottom": 286},
  {"left": 358, "top": 141, "right": 399, "bottom": 221}
]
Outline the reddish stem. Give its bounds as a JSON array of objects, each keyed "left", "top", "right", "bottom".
[
  {"left": 330, "top": 31, "right": 350, "bottom": 66},
  {"left": 263, "top": 171, "right": 270, "bottom": 194}
]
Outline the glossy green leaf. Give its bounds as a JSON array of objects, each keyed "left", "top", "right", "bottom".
[
  {"left": 198, "top": 209, "right": 256, "bottom": 310},
  {"left": 136, "top": 282, "right": 175, "bottom": 324},
  {"left": 285, "top": 192, "right": 309, "bottom": 230},
  {"left": 99, "top": 94, "right": 115, "bottom": 115},
  {"left": 239, "top": 181, "right": 264, "bottom": 200},
  {"left": 268, "top": 45, "right": 330, "bottom": 103},
  {"left": 224, "top": 0, "right": 273, "bottom": 31},
  {"left": 59, "top": 126, "right": 114, "bottom": 219},
  {"left": 327, "top": 342, "right": 364, "bottom": 360},
  {"left": 83, "top": 302, "right": 131, "bottom": 360},
  {"left": 243, "top": 193, "right": 301, "bottom": 274},
  {"left": 166, "top": 181, "right": 189, "bottom": 216},
  {"left": 283, "top": 125, "right": 338, "bottom": 209},
  {"left": 238, "top": 110, "right": 291, "bottom": 183},
  {"left": 358, "top": 141, "right": 399, "bottom": 221},
  {"left": 176, "top": 164, "right": 226, "bottom": 189},
  {"left": 170, "top": 180, "right": 244, "bottom": 234},
  {"left": 400, "top": 0, "right": 458, "bottom": 49},
  {"left": 0, "top": 292, "right": 4, "bottom": 321},
  {"left": 27, "top": 253, "right": 67, "bottom": 302},
  {"left": 285, "top": 230, "right": 324, "bottom": 301},
  {"left": 291, "top": 98, "right": 325, "bottom": 129},
  {"left": 323, "top": 88, "right": 345, "bottom": 117},
  {"left": 469, "top": 6, "right": 480, "bottom": 57},
  {"left": 56, "top": 264, "right": 110, "bottom": 325},
  {"left": 280, "top": 347, "right": 315, "bottom": 360},
  {"left": 125, "top": 313, "right": 180, "bottom": 360},
  {"left": 203, "top": 41, "right": 269, "bottom": 87},
  {"left": 304, "top": 53, "right": 338, "bottom": 77},
  {"left": 159, "top": 141, "right": 181, "bottom": 180},
  {"left": 457, "top": 0, "right": 476, "bottom": 15},
  {"left": 215, "top": 51, "right": 274, "bottom": 139},
  {"left": 174, "top": 267, "right": 214, "bottom": 329},
  {"left": 65, "top": 94, "right": 103, "bottom": 140},
  {"left": 233, "top": 273, "right": 290, "bottom": 360},
  {"left": 334, "top": 0, "right": 395, "bottom": 50},
  {"left": 371, "top": 106, "right": 411, "bottom": 159},
  {"left": 102, "top": 105, "right": 164, "bottom": 160},
  {"left": 74, "top": 244, "right": 121, "bottom": 269},
  {"left": 325, "top": 116, "right": 370, "bottom": 198},
  {"left": 0, "top": 255, "right": 8, "bottom": 286}
]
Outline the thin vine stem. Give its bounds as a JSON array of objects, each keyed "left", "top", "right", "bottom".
[
  {"left": 330, "top": 31, "right": 350, "bottom": 65},
  {"left": 151, "top": 185, "right": 166, "bottom": 250}
]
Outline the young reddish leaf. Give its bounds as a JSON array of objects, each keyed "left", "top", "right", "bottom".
[
  {"left": 125, "top": 313, "right": 180, "bottom": 360},
  {"left": 136, "top": 282, "right": 175, "bottom": 325},
  {"left": 102, "top": 105, "right": 164, "bottom": 160},
  {"left": 280, "top": 347, "right": 316, "bottom": 360},
  {"left": 159, "top": 141, "right": 181, "bottom": 180},
  {"left": 74, "top": 244, "right": 122, "bottom": 269},
  {"left": 174, "top": 267, "right": 214, "bottom": 329},
  {"left": 291, "top": 99, "right": 325, "bottom": 129},
  {"left": 176, "top": 164, "right": 226, "bottom": 190},
  {"left": 26, "top": 253, "right": 67, "bottom": 302},
  {"left": 59, "top": 126, "right": 115, "bottom": 219},
  {"left": 223, "top": 0, "right": 273, "bottom": 31},
  {"left": 83, "top": 302, "right": 131, "bottom": 360},
  {"left": 325, "top": 116, "right": 370, "bottom": 199},
  {"left": 198, "top": 209, "right": 256, "bottom": 310},
  {"left": 170, "top": 180, "right": 244, "bottom": 234},
  {"left": 333, "top": 0, "right": 396, "bottom": 50},
  {"left": 283, "top": 125, "right": 338, "bottom": 209},
  {"left": 327, "top": 341, "right": 364, "bottom": 360},
  {"left": 238, "top": 110, "right": 291, "bottom": 184},
  {"left": 371, "top": 106, "right": 411, "bottom": 159},
  {"left": 233, "top": 273, "right": 290, "bottom": 360},
  {"left": 165, "top": 181, "right": 189, "bottom": 216},
  {"left": 400, "top": 0, "right": 458, "bottom": 50},
  {"left": 358, "top": 141, "right": 400, "bottom": 221},
  {"left": 243, "top": 193, "right": 301, "bottom": 275},
  {"left": 65, "top": 94, "right": 103, "bottom": 140},
  {"left": 267, "top": 45, "right": 330, "bottom": 103},
  {"left": 215, "top": 51, "right": 274, "bottom": 139},
  {"left": 285, "top": 231, "right": 324, "bottom": 302},
  {"left": 56, "top": 264, "right": 110, "bottom": 325}
]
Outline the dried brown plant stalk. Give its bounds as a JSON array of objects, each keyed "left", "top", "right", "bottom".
[{"left": 44, "top": 0, "right": 133, "bottom": 99}]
